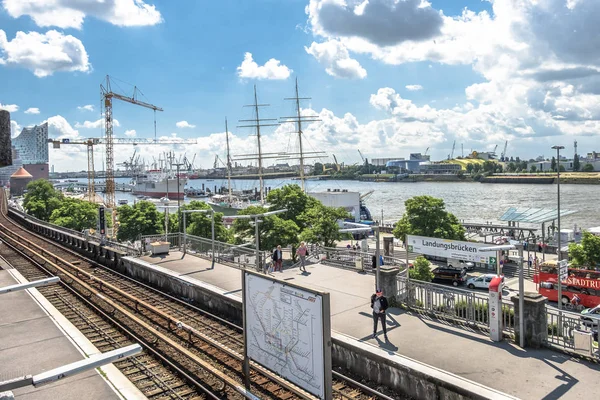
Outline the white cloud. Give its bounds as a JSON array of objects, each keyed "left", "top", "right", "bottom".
[
  {"left": 305, "top": 40, "right": 367, "bottom": 79},
  {"left": 10, "top": 120, "right": 21, "bottom": 137},
  {"left": 303, "top": 0, "right": 600, "bottom": 147},
  {"left": 175, "top": 121, "right": 195, "bottom": 129},
  {"left": 78, "top": 104, "right": 94, "bottom": 112},
  {"left": 237, "top": 52, "right": 292, "bottom": 80},
  {"left": 75, "top": 118, "right": 120, "bottom": 129},
  {"left": 405, "top": 85, "right": 423, "bottom": 91},
  {"left": 124, "top": 129, "right": 136, "bottom": 137},
  {"left": 24, "top": 107, "right": 40, "bottom": 114},
  {"left": 45, "top": 115, "right": 79, "bottom": 139},
  {"left": 0, "top": 103, "right": 18, "bottom": 112},
  {"left": 2, "top": 0, "right": 163, "bottom": 30},
  {"left": 0, "top": 29, "right": 90, "bottom": 77}
]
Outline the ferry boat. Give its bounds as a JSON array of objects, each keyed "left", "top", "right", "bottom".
[{"left": 132, "top": 169, "right": 186, "bottom": 199}]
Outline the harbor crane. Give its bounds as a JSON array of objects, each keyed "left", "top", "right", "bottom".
[
  {"left": 50, "top": 136, "right": 196, "bottom": 202},
  {"left": 449, "top": 140, "right": 456, "bottom": 160},
  {"left": 500, "top": 140, "right": 508, "bottom": 161},
  {"left": 101, "top": 75, "right": 163, "bottom": 209},
  {"left": 424, "top": 147, "right": 430, "bottom": 156}
]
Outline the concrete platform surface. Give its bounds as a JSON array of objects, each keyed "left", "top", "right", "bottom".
[
  {"left": 0, "top": 270, "right": 130, "bottom": 400},
  {"left": 141, "top": 251, "right": 600, "bottom": 400}
]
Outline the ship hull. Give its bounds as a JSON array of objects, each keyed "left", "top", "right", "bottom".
[
  {"left": 207, "top": 202, "right": 242, "bottom": 216},
  {"left": 132, "top": 177, "right": 186, "bottom": 200}
]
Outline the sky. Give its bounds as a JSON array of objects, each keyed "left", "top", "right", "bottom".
[{"left": 1, "top": 0, "right": 600, "bottom": 171}]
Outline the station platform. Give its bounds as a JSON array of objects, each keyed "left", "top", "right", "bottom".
[
  {"left": 141, "top": 251, "right": 600, "bottom": 400},
  {"left": 0, "top": 269, "right": 144, "bottom": 400}
]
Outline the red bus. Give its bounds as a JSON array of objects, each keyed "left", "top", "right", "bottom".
[{"left": 534, "top": 260, "right": 600, "bottom": 308}]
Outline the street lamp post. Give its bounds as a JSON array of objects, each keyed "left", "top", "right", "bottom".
[
  {"left": 552, "top": 145, "right": 565, "bottom": 310},
  {"left": 182, "top": 209, "right": 215, "bottom": 268},
  {"left": 156, "top": 203, "right": 178, "bottom": 245}
]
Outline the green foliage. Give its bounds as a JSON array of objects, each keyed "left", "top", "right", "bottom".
[
  {"left": 232, "top": 205, "right": 299, "bottom": 250},
  {"left": 507, "top": 162, "right": 516, "bottom": 173},
  {"left": 49, "top": 197, "right": 97, "bottom": 231},
  {"left": 568, "top": 231, "right": 600, "bottom": 267},
  {"left": 266, "top": 184, "right": 317, "bottom": 231},
  {"left": 573, "top": 154, "right": 580, "bottom": 171},
  {"left": 392, "top": 195, "right": 466, "bottom": 241},
  {"left": 409, "top": 256, "right": 434, "bottom": 282},
  {"left": 559, "top": 165, "right": 566, "bottom": 172},
  {"left": 23, "top": 180, "right": 64, "bottom": 221},
  {"left": 298, "top": 203, "right": 349, "bottom": 247},
  {"left": 182, "top": 201, "right": 230, "bottom": 242},
  {"left": 466, "top": 164, "right": 474, "bottom": 173},
  {"left": 551, "top": 156, "right": 557, "bottom": 172},
  {"left": 583, "top": 163, "right": 595, "bottom": 172},
  {"left": 530, "top": 165, "right": 537, "bottom": 173},
  {"left": 117, "top": 201, "right": 163, "bottom": 242}
]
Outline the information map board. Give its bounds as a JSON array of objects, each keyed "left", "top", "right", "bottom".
[{"left": 243, "top": 271, "right": 332, "bottom": 399}]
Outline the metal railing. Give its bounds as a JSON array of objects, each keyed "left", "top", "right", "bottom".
[
  {"left": 546, "top": 306, "right": 599, "bottom": 358},
  {"left": 397, "top": 276, "right": 515, "bottom": 334},
  {"left": 318, "top": 246, "right": 407, "bottom": 272},
  {"left": 8, "top": 206, "right": 141, "bottom": 256}
]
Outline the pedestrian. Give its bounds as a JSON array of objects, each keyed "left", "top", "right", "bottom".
[
  {"left": 352, "top": 245, "right": 357, "bottom": 251},
  {"left": 346, "top": 244, "right": 351, "bottom": 250},
  {"left": 356, "top": 243, "right": 361, "bottom": 251},
  {"left": 528, "top": 254, "right": 533, "bottom": 269},
  {"left": 296, "top": 242, "right": 308, "bottom": 272},
  {"left": 371, "top": 288, "right": 389, "bottom": 341},
  {"left": 272, "top": 245, "right": 283, "bottom": 272},
  {"left": 372, "top": 254, "right": 377, "bottom": 269}
]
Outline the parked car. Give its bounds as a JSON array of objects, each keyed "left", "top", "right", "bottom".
[
  {"left": 466, "top": 274, "right": 505, "bottom": 290},
  {"left": 581, "top": 305, "right": 600, "bottom": 325},
  {"left": 432, "top": 267, "right": 467, "bottom": 286},
  {"left": 447, "top": 258, "right": 475, "bottom": 271}
]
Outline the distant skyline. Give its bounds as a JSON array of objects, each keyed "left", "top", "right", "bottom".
[{"left": 2, "top": 0, "right": 600, "bottom": 171}]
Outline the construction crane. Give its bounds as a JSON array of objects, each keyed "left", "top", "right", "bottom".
[
  {"left": 332, "top": 154, "right": 341, "bottom": 172},
  {"left": 424, "top": 147, "right": 430, "bottom": 156},
  {"left": 101, "top": 75, "right": 163, "bottom": 209},
  {"left": 500, "top": 140, "right": 508, "bottom": 161},
  {"left": 49, "top": 137, "right": 196, "bottom": 202},
  {"left": 492, "top": 144, "right": 498, "bottom": 157}
]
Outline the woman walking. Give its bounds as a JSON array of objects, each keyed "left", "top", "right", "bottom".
[{"left": 296, "top": 242, "right": 308, "bottom": 272}]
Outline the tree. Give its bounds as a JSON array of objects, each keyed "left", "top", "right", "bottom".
[
  {"left": 23, "top": 180, "right": 64, "bottom": 221},
  {"left": 392, "top": 196, "right": 466, "bottom": 241},
  {"left": 409, "top": 256, "right": 434, "bottom": 282},
  {"left": 232, "top": 205, "right": 300, "bottom": 250},
  {"left": 568, "top": 232, "right": 600, "bottom": 267},
  {"left": 49, "top": 198, "right": 97, "bottom": 231},
  {"left": 551, "top": 156, "right": 557, "bottom": 172},
  {"left": 530, "top": 165, "right": 537, "bottom": 173},
  {"left": 298, "top": 203, "right": 349, "bottom": 248},
  {"left": 573, "top": 154, "right": 580, "bottom": 171},
  {"left": 266, "top": 184, "right": 317, "bottom": 231},
  {"left": 313, "top": 162, "right": 323, "bottom": 175},
  {"left": 583, "top": 163, "right": 595, "bottom": 172},
  {"left": 515, "top": 156, "right": 521, "bottom": 163},
  {"left": 507, "top": 162, "right": 516, "bottom": 172},
  {"left": 559, "top": 164, "right": 566, "bottom": 172},
  {"left": 182, "top": 201, "right": 230, "bottom": 242},
  {"left": 520, "top": 161, "right": 528, "bottom": 171},
  {"left": 466, "top": 164, "right": 474, "bottom": 174},
  {"left": 117, "top": 201, "right": 163, "bottom": 242}
]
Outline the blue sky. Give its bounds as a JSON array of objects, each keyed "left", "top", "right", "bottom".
[{"left": 1, "top": 1, "right": 600, "bottom": 170}]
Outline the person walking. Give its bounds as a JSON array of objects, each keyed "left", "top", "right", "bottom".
[
  {"left": 371, "top": 289, "right": 389, "bottom": 341},
  {"left": 272, "top": 245, "right": 283, "bottom": 272},
  {"left": 296, "top": 242, "right": 308, "bottom": 272}
]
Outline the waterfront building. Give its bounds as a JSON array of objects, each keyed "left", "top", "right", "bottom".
[
  {"left": 371, "top": 157, "right": 404, "bottom": 166},
  {"left": 0, "top": 122, "right": 49, "bottom": 185},
  {"left": 419, "top": 163, "right": 462, "bottom": 174},
  {"left": 385, "top": 159, "right": 423, "bottom": 173}
]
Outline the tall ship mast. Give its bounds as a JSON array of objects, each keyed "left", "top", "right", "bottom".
[
  {"left": 280, "top": 78, "right": 325, "bottom": 191},
  {"left": 236, "top": 85, "right": 279, "bottom": 204},
  {"left": 225, "top": 118, "right": 232, "bottom": 202}
]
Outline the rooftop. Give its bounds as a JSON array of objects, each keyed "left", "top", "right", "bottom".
[{"left": 499, "top": 207, "right": 577, "bottom": 224}]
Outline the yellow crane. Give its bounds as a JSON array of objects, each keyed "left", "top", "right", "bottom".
[
  {"left": 49, "top": 137, "right": 197, "bottom": 203},
  {"left": 101, "top": 75, "right": 163, "bottom": 209}
]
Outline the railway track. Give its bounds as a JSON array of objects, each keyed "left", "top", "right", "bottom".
[{"left": 0, "top": 190, "right": 402, "bottom": 400}]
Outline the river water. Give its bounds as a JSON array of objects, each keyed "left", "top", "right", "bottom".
[{"left": 98, "top": 177, "right": 600, "bottom": 230}]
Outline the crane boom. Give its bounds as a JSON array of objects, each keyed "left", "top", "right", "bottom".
[{"left": 100, "top": 75, "right": 163, "bottom": 210}]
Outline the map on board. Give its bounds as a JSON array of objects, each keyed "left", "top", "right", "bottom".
[{"left": 244, "top": 272, "right": 325, "bottom": 399}]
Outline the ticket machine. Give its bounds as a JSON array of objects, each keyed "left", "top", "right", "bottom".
[{"left": 489, "top": 276, "right": 504, "bottom": 342}]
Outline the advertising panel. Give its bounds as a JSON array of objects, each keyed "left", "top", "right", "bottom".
[{"left": 407, "top": 235, "right": 497, "bottom": 264}]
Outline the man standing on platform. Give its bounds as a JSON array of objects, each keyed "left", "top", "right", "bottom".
[{"left": 371, "top": 288, "right": 389, "bottom": 341}]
